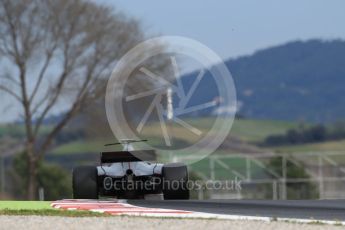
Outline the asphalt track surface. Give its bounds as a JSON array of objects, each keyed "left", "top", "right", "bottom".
[{"left": 128, "top": 200, "right": 345, "bottom": 221}]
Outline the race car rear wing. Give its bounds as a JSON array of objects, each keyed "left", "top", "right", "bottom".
[{"left": 100, "top": 150, "right": 156, "bottom": 163}]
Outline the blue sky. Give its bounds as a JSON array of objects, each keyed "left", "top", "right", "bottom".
[
  {"left": 102, "top": 0, "right": 345, "bottom": 60},
  {"left": 1, "top": 0, "right": 345, "bottom": 122}
]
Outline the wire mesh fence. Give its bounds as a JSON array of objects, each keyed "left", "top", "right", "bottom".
[{"left": 175, "top": 152, "right": 345, "bottom": 200}]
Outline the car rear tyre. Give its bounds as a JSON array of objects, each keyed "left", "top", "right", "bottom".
[
  {"left": 73, "top": 166, "right": 98, "bottom": 199},
  {"left": 162, "top": 163, "right": 189, "bottom": 200}
]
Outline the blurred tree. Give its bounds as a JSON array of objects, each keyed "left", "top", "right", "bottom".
[
  {"left": 0, "top": 0, "right": 145, "bottom": 199},
  {"left": 263, "top": 124, "right": 328, "bottom": 146},
  {"left": 11, "top": 152, "right": 71, "bottom": 200}
]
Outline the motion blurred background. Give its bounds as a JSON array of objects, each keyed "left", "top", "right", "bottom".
[{"left": 0, "top": 0, "right": 345, "bottom": 200}]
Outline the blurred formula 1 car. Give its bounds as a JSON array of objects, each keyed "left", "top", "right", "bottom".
[{"left": 72, "top": 140, "right": 189, "bottom": 200}]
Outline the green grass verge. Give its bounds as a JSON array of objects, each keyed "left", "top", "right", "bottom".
[
  {"left": 49, "top": 118, "right": 298, "bottom": 155},
  {"left": 181, "top": 118, "right": 298, "bottom": 143},
  {"left": 0, "top": 124, "right": 52, "bottom": 138},
  {"left": 51, "top": 140, "right": 106, "bottom": 155},
  {"left": 230, "top": 119, "right": 298, "bottom": 143},
  {"left": 0, "top": 209, "right": 110, "bottom": 217},
  {"left": 50, "top": 138, "right": 156, "bottom": 155},
  {"left": 0, "top": 201, "right": 109, "bottom": 217},
  {"left": 188, "top": 153, "right": 266, "bottom": 180},
  {"left": 0, "top": 201, "right": 51, "bottom": 210}
]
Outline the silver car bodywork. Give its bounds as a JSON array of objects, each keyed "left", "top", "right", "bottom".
[{"left": 97, "top": 162, "right": 163, "bottom": 177}]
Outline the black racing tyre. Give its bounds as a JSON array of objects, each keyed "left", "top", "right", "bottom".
[
  {"left": 72, "top": 166, "right": 98, "bottom": 199},
  {"left": 162, "top": 162, "right": 189, "bottom": 200}
]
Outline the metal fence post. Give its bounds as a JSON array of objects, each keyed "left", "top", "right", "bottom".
[
  {"left": 246, "top": 157, "right": 251, "bottom": 181},
  {"left": 198, "top": 188, "right": 204, "bottom": 200},
  {"left": 318, "top": 155, "right": 324, "bottom": 199},
  {"left": 281, "top": 156, "right": 287, "bottom": 200},
  {"left": 0, "top": 156, "right": 4, "bottom": 195},
  {"left": 38, "top": 187, "right": 45, "bottom": 201},
  {"left": 210, "top": 157, "right": 215, "bottom": 181},
  {"left": 272, "top": 180, "right": 278, "bottom": 200},
  {"left": 209, "top": 158, "right": 215, "bottom": 198}
]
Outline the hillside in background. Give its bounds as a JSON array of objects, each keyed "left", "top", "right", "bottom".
[
  {"left": 182, "top": 39, "right": 345, "bottom": 123},
  {"left": 10, "top": 39, "right": 345, "bottom": 125}
]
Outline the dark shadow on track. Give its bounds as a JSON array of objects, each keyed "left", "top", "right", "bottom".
[{"left": 128, "top": 200, "right": 345, "bottom": 221}]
